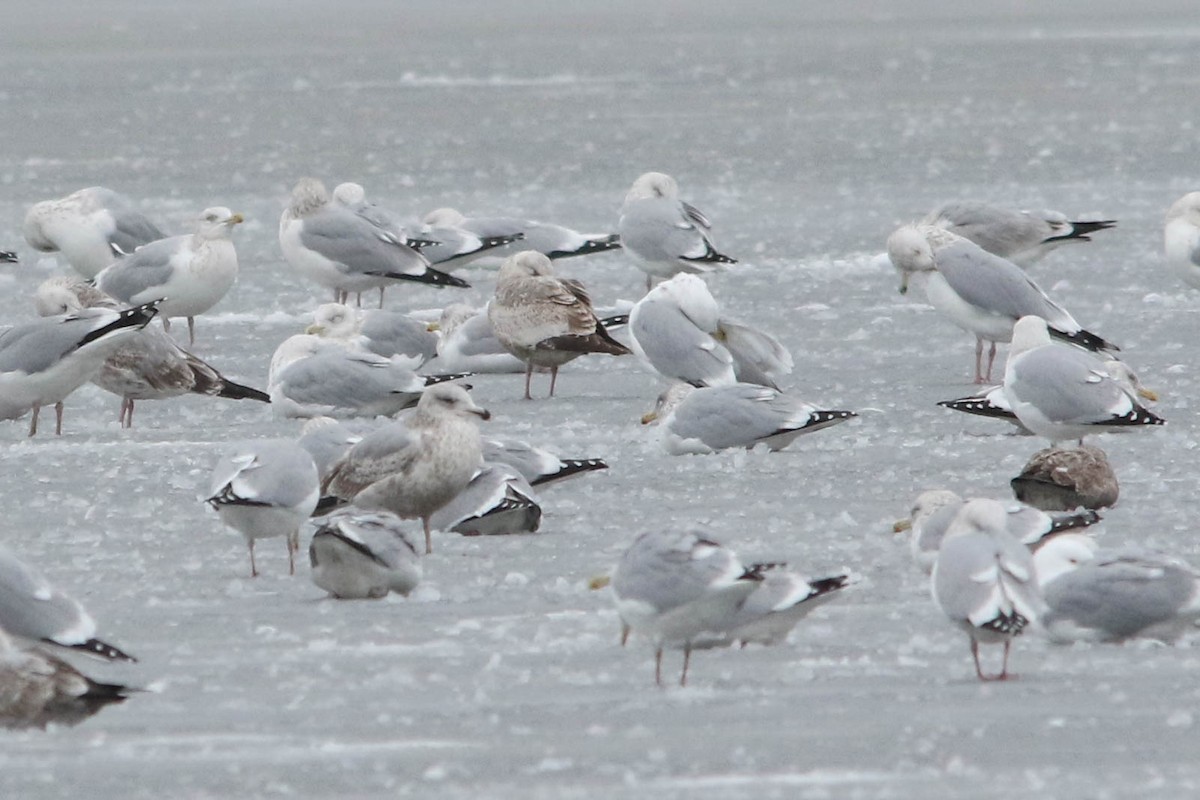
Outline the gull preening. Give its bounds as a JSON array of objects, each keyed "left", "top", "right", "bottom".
[
  {"left": 1164, "top": 192, "right": 1200, "bottom": 289},
  {"left": 922, "top": 201, "right": 1116, "bottom": 267},
  {"left": 309, "top": 509, "right": 422, "bottom": 599},
  {"left": 617, "top": 172, "right": 736, "bottom": 289},
  {"left": 321, "top": 384, "right": 491, "bottom": 554},
  {"left": 888, "top": 225, "right": 1117, "bottom": 383},
  {"left": 488, "top": 251, "right": 631, "bottom": 399},
  {"left": 206, "top": 440, "right": 321, "bottom": 577},
  {"left": 23, "top": 186, "right": 166, "bottom": 279},
  {"left": 95, "top": 206, "right": 243, "bottom": 345}
]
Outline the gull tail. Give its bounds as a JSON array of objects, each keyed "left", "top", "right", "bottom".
[
  {"left": 681, "top": 240, "right": 737, "bottom": 266},
  {"left": 1047, "top": 508, "right": 1102, "bottom": 534},
  {"left": 937, "top": 396, "right": 1016, "bottom": 421},
  {"left": 65, "top": 637, "right": 138, "bottom": 663},
  {"left": 1104, "top": 405, "right": 1165, "bottom": 428},
  {"left": 547, "top": 234, "right": 622, "bottom": 260},
  {"left": 1044, "top": 219, "right": 1118, "bottom": 243}
]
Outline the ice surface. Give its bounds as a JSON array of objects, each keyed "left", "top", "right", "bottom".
[{"left": 2, "top": 0, "right": 1200, "bottom": 798}]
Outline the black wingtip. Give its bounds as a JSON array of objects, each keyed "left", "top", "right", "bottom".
[
  {"left": 0, "top": 250, "right": 17, "bottom": 264},
  {"left": 364, "top": 268, "right": 470, "bottom": 289},
  {"left": 681, "top": 241, "right": 738, "bottom": 266},
  {"left": 216, "top": 380, "right": 271, "bottom": 403},
  {"left": 1050, "top": 326, "right": 1119, "bottom": 354},
  {"left": 480, "top": 232, "right": 524, "bottom": 250},
  {"left": 809, "top": 574, "right": 851, "bottom": 595},
  {"left": 937, "top": 396, "right": 1017, "bottom": 420},
  {"left": 1106, "top": 405, "right": 1165, "bottom": 428},
  {"left": 312, "top": 495, "right": 345, "bottom": 516},
  {"left": 77, "top": 301, "right": 160, "bottom": 348},
  {"left": 421, "top": 372, "right": 472, "bottom": 386},
  {"left": 805, "top": 410, "right": 857, "bottom": 430},
  {"left": 546, "top": 236, "right": 623, "bottom": 260},
  {"left": 69, "top": 638, "right": 137, "bottom": 663},
  {"left": 599, "top": 313, "right": 629, "bottom": 329},
  {"left": 530, "top": 458, "right": 609, "bottom": 487},
  {"left": 1048, "top": 508, "right": 1102, "bottom": 533},
  {"left": 1044, "top": 219, "right": 1118, "bottom": 243}
]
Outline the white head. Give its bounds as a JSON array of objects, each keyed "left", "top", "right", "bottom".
[
  {"left": 306, "top": 303, "right": 360, "bottom": 340},
  {"left": 497, "top": 250, "right": 556, "bottom": 282},
  {"left": 625, "top": 172, "right": 679, "bottom": 203},
  {"left": 33, "top": 278, "right": 86, "bottom": 317},
  {"left": 288, "top": 177, "right": 330, "bottom": 217},
  {"left": 268, "top": 333, "right": 332, "bottom": 384},
  {"left": 1033, "top": 533, "right": 1099, "bottom": 586},
  {"left": 437, "top": 303, "right": 478, "bottom": 336},
  {"left": 943, "top": 498, "right": 1010, "bottom": 542},
  {"left": 885, "top": 225, "right": 936, "bottom": 295},
  {"left": 1165, "top": 192, "right": 1200, "bottom": 225},
  {"left": 641, "top": 382, "right": 695, "bottom": 425},
  {"left": 1008, "top": 315, "right": 1053, "bottom": 360},
  {"left": 195, "top": 206, "right": 244, "bottom": 240},
  {"left": 423, "top": 207, "right": 467, "bottom": 227},
  {"left": 908, "top": 489, "right": 963, "bottom": 528},
  {"left": 332, "top": 182, "right": 367, "bottom": 207},
  {"left": 417, "top": 383, "right": 491, "bottom": 422},
  {"left": 648, "top": 273, "right": 721, "bottom": 331}
]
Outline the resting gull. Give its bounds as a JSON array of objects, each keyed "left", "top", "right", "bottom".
[
  {"left": 423, "top": 207, "right": 619, "bottom": 262},
  {"left": 297, "top": 417, "right": 363, "bottom": 482},
  {"left": 309, "top": 509, "right": 422, "bottom": 599},
  {"left": 483, "top": 437, "right": 607, "bottom": 488},
  {"left": 1164, "top": 192, "right": 1200, "bottom": 290},
  {"left": 305, "top": 302, "right": 437, "bottom": 369},
  {"left": 427, "top": 462, "right": 542, "bottom": 537},
  {"left": 922, "top": 201, "right": 1115, "bottom": 267},
  {"left": 1010, "top": 444, "right": 1120, "bottom": 511}
]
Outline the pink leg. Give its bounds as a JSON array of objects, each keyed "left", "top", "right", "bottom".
[
  {"left": 423, "top": 517, "right": 433, "bottom": 555},
  {"left": 249, "top": 540, "right": 259, "bottom": 578},
  {"left": 984, "top": 341, "right": 998, "bottom": 383},
  {"left": 54, "top": 402, "right": 64, "bottom": 435},
  {"left": 354, "top": 293, "right": 362, "bottom": 308},
  {"left": 973, "top": 337, "right": 985, "bottom": 384},
  {"left": 523, "top": 363, "right": 534, "bottom": 400},
  {"left": 187, "top": 317, "right": 196, "bottom": 347},
  {"left": 680, "top": 644, "right": 692, "bottom": 687},
  {"left": 971, "top": 639, "right": 987, "bottom": 681},
  {"left": 548, "top": 366, "right": 559, "bottom": 398},
  {"left": 287, "top": 530, "right": 298, "bottom": 575},
  {"left": 28, "top": 405, "right": 39, "bottom": 437},
  {"left": 162, "top": 316, "right": 172, "bottom": 334},
  {"left": 378, "top": 288, "right": 385, "bottom": 309},
  {"left": 654, "top": 648, "right": 664, "bottom": 686},
  {"left": 620, "top": 623, "right": 630, "bottom": 647}
]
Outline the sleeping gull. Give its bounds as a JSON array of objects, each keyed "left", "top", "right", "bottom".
[
  {"left": 306, "top": 302, "right": 437, "bottom": 369},
  {"left": 297, "top": 417, "right": 363, "bottom": 482},
  {"left": 1164, "top": 192, "right": 1200, "bottom": 289},
  {"left": 922, "top": 201, "right": 1116, "bottom": 268},
  {"left": 611, "top": 530, "right": 763, "bottom": 686},
  {"left": 629, "top": 273, "right": 792, "bottom": 388},
  {"left": 1034, "top": 534, "right": 1200, "bottom": 643},
  {"left": 0, "top": 626, "right": 133, "bottom": 730},
  {"left": 34, "top": 277, "right": 268, "bottom": 428},
  {"left": 893, "top": 489, "right": 1100, "bottom": 574},
  {"left": 488, "top": 251, "right": 631, "bottom": 399},
  {"left": 483, "top": 438, "right": 607, "bottom": 487},
  {"left": 309, "top": 509, "right": 422, "bottom": 599},
  {"left": 0, "top": 301, "right": 159, "bottom": 436},
  {"left": 95, "top": 206, "right": 242, "bottom": 345},
  {"left": 617, "top": 172, "right": 736, "bottom": 289},
  {"left": 640, "top": 382, "right": 855, "bottom": 455},
  {"left": 1003, "top": 316, "right": 1164, "bottom": 444},
  {"left": 280, "top": 178, "right": 468, "bottom": 306},
  {"left": 1010, "top": 444, "right": 1119, "bottom": 511},
  {"left": 427, "top": 462, "right": 542, "bottom": 536},
  {"left": 321, "top": 383, "right": 491, "bottom": 554},
  {"left": 429, "top": 303, "right": 526, "bottom": 374},
  {"left": 422, "top": 207, "right": 620, "bottom": 262},
  {"left": 931, "top": 499, "right": 1045, "bottom": 681},
  {"left": 22, "top": 186, "right": 166, "bottom": 279},
  {"left": 206, "top": 440, "right": 321, "bottom": 577},
  {"left": 0, "top": 545, "right": 136, "bottom": 661},
  {"left": 887, "top": 224, "right": 1117, "bottom": 383}
]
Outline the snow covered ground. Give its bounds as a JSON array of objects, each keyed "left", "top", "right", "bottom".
[{"left": 2, "top": 1, "right": 1199, "bottom": 797}]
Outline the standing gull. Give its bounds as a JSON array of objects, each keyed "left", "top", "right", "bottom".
[
  {"left": 0, "top": 545, "right": 135, "bottom": 661},
  {"left": 488, "top": 251, "right": 631, "bottom": 399},
  {"left": 617, "top": 172, "right": 736, "bottom": 289},
  {"left": 0, "top": 302, "right": 159, "bottom": 436},
  {"left": 932, "top": 499, "right": 1045, "bottom": 681},
  {"left": 206, "top": 440, "right": 321, "bottom": 577},
  {"left": 1003, "top": 316, "right": 1164, "bottom": 444},
  {"left": 309, "top": 509, "right": 422, "bottom": 599},
  {"left": 321, "top": 384, "right": 491, "bottom": 554},
  {"left": 922, "top": 201, "right": 1116, "bottom": 268},
  {"left": 887, "top": 225, "right": 1117, "bottom": 383},
  {"left": 23, "top": 187, "right": 166, "bottom": 279},
  {"left": 1164, "top": 192, "right": 1200, "bottom": 289},
  {"left": 95, "top": 206, "right": 242, "bottom": 345}
]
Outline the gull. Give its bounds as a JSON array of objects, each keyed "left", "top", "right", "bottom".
[
  {"left": 629, "top": 273, "right": 792, "bottom": 389},
  {"left": 640, "top": 382, "right": 855, "bottom": 455},
  {"left": 427, "top": 462, "right": 542, "bottom": 536},
  {"left": 1003, "top": 316, "right": 1164, "bottom": 444},
  {"left": 887, "top": 224, "right": 1117, "bottom": 383},
  {"left": 415, "top": 207, "right": 524, "bottom": 271},
  {"left": 1164, "top": 192, "right": 1200, "bottom": 289},
  {"left": 280, "top": 178, "right": 467, "bottom": 307},
  {"left": 1010, "top": 444, "right": 1120, "bottom": 512},
  {"left": 922, "top": 201, "right": 1116, "bottom": 267},
  {"left": 297, "top": 417, "right": 363, "bottom": 482},
  {"left": 1034, "top": 534, "right": 1200, "bottom": 643},
  {"left": 206, "top": 440, "right": 321, "bottom": 577},
  {"left": 34, "top": 278, "right": 268, "bottom": 428},
  {"left": 268, "top": 334, "right": 463, "bottom": 419},
  {"left": 617, "top": 172, "right": 736, "bottom": 289},
  {"left": 305, "top": 302, "right": 437, "bottom": 369},
  {"left": 95, "top": 206, "right": 242, "bottom": 345},
  {"left": 309, "top": 509, "right": 422, "bottom": 599},
  {"left": 893, "top": 489, "right": 1100, "bottom": 574},
  {"left": 482, "top": 438, "right": 607, "bottom": 488},
  {"left": 488, "top": 251, "right": 631, "bottom": 399},
  {"left": 0, "top": 626, "right": 133, "bottom": 730},
  {"left": 429, "top": 303, "right": 526, "bottom": 374},
  {"left": 321, "top": 384, "right": 491, "bottom": 554},
  {"left": 23, "top": 186, "right": 166, "bottom": 279},
  {"left": 422, "top": 207, "right": 620, "bottom": 262},
  {"left": 0, "top": 545, "right": 136, "bottom": 661},
  {"left": 694, "top": 568, "right": 849, "bottom": 649},
  {"left": 931, "top": 499, "right": 1045, "bottom": 681},
  {"left": 0, "top": 301, "right": 159, "bottom": 436},
  {"left": 610, "top": 529, "right": 763, "bottom": 686}
]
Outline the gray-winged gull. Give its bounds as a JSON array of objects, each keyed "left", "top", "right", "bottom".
[
  {"left": 424, "top": 207, "right": 619, "bottom": 262},
  {"left": 306, "top": 302, "right": 437, "bottom": 370},
  {"left": 428, "top": 462, "right": 542, "bottom": 536},
  {"left": 309, "top": 509, "right": 422, "bottom": 599},
  {"left": 1164, "top": 192, "right": 1200, "bottom": 290},
  {"left": 921, "top": 201, "right": 1115, "bottom": 267}
]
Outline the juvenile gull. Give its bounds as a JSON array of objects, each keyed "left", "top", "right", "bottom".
[
  {"left": 297, "top": 417, "right": 363, "bottom": 482},
  {"left": 23, "top": 187, "right": 166, "bottom": 279},
  {"left": 34, "top": 278, "right": 268, "bottom": 428},
  {"left": 1003, "top": 316, "right": 1163, "bottom": 444},
  {"left": 1034, "top": 535, "right": 1200, "bottom": 643},
  {"left": 281, "top": 178, "right": 467, "bottom": 305},
  {"left": 206, "top": 440, "right": 321, "bottom": 577},
  {"left": 309, "top": 509, "right": 422, "bottom": 599},
  {"left": 0, "top": 627, "right": 133, "bottom": 730},
  {"left": 1011, "top": 444, "right": 1120, "bottom": 511},
  {"left": 423, "top": 207, "right": 620, "bottom": 262},
  {"left": 95, "top": 206, "right": 242, "bottom": 345},
  {"left": 922, "top": 201, "right": 1116, "bottom": 267},
  {"left": 427, "top": 462, "right": 542, "bottom": 536},
  {"left": 0, "top": 545, "right": 135, "bottom": 661},
  {"left": 629, "top": 273, "right": 792, "bottom": 388},
  {"left": 0, "top": 301, "right": 159, "bottom": 436},
  {"left": 1164, "top": 192, "right": 1200, "bottom": 289},
  {"left": 306, "top": 302, "right": 437, "bottom": 369},
  {"left": 887, "top": 225, "right": 1117, "bottom": 383},
  {"left": 617, "top": 172, "right": 736, "bottom": 289},
  {"left": 488, "top": 251, "right": 631, "bottom": 399},
  {"left": 640, "top": 382, "right": 855, "bottom": 455},
  {"left": 483, "top": 438, "right": 607, "bottom": 487},
  {"left": 321, "top": 384, "right": 491, "bottom": 554},
  {"left": 893, "top": 489, "right": 1100, "bottom": 575}
]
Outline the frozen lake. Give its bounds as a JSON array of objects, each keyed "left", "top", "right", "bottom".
[{"left": 2, "top": 1, "right": 1200, "bottom": 797}]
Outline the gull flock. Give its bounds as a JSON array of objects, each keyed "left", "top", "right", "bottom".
[{"left": 0, "top": 176, "right": 1197, "bottom": 726}]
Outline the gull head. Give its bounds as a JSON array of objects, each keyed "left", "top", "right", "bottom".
[
  {"left": 885, "top": 225, "right": 935, "bottom": 294},
  {"left": 332, "top": 182, "right": 367, "bottom": 207},
  {"left": 1032, "top": 533, "right": 1099, "bottom": 586},
  {"left": 307, "top": 303, "right": 359, "bottom": 339},
  {"left": 626, "top": 172, "right": 679, "bottom": 204},
  {"left": 288, "top": 177, "right": 330, "bottom": 217},
  {"left": 22, "top": 201, "right": 59, "bottom": 252},
  {"left": 942, "top": 498, "right": 1010, "bottom": 542},
  {"left": 641, "top": 382, "right": 694, "bottom": 425},
  {"left": 420, "top": 383, "right": 491, "bottom": 422},
  {"left": 1166, "top": 191, "right": 1200, "bottom": 225},
  {"left": 894, "top": 488, "right": 961, "bottom": 533},
  {"left": 423, "top": 207, "right": 467, "bottom": 227},
  {"left": 197, "top": 207, "right": 244, "bottom": 239},
  {"left": 497, "top": 250, "right": 556, "bottom": 282},
  {"left": 33, "top": 281, "right": 86, "bottom": 317},
  {"left": 436, "top": 303, "right": 477, "bottom": 336},
  {"left": 1008, "top": 315, "right": 1053, "bottom": 360}
]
